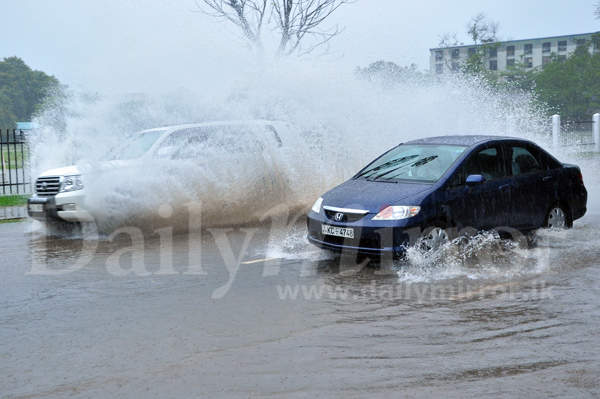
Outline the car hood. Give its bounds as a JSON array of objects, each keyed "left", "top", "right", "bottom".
[
  {"left": 38, "top": 165, "right": 81, "bottom": 177},
  {"left": 37, "top": 160, "right": 141, "bottom": 178},
  {"left": 321, "top": 178, "right": 432, "bottom": 213}
]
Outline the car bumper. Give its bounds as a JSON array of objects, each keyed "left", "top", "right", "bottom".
[
  {"left": 306, "top": 211, "right": 422, "bottom": 256},
  {"left": 27, "top": 191, "right": 94, "bottom": 222}
]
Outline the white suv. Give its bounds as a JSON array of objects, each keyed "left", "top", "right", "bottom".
[{"left": 27, "top": 120, "right": 293, "bottom": 223}]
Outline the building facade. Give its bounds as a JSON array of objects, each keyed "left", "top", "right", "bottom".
[{"left": 430, "top": 32, "right": 599, "bottom": 75}]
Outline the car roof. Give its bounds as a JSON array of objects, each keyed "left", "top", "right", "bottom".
[
  {"left": 138, "top": 120, "right": 285, "bottom": 134},
  {"left": 404, "top": 135, "right": 524, "bottom": 147}
]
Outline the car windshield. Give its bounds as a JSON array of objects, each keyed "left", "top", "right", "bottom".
[
  {"left": 109, "top": 130, "right": 166, "bottom": 160},
  {"left": 154, "top": 125, "right": 281, "bottom": 160},
  {"left": 355, "top": 144, "right": 467, "bottom": 183}
]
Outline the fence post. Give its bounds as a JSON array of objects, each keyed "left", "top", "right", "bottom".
[
  {"left": 594, "top": 113, "right": 600, "bottom": 153},
  {"left": 552, "top": 114, "right": 560, "bottom": 149}
]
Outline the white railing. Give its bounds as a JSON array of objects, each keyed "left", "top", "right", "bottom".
[{"left": 551, "top": 113, "right": 600, "bottom": 152}]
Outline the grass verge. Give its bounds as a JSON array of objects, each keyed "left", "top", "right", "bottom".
[
  {"left": 0, "top": 218, "right": 25, "bottom": 224},
  {"left": 0, "top": 195, "right": 28, "bottom": 207}
]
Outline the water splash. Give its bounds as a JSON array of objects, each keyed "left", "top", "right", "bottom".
[{"left": 29, "top": 61, "right": 560, "bottom": 235}]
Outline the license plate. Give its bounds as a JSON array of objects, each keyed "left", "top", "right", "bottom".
[
  {"left": 322, "top": 225, "right": 354, "bottom": 239},
  {"left": 29, "top": 204, "right": 44, "bottom": 213}
]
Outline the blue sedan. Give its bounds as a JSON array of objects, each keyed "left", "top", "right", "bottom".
[{"left": 307, "top": 136, "right": 587, "bottom": 256}]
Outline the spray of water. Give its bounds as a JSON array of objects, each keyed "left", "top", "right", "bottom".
[{"left": 29, "top": 59, "right": 598, "bottom": 280}]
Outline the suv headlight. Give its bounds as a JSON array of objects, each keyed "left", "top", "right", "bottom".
[
  {"left": 60, "top": 175, "right": 84, "bottom": 192},
  {"left": 373, "top": 205, "right": 420, "bottom": 220},
  {"left": 311, "top": 197, "right": 323, "bottom": 213}
]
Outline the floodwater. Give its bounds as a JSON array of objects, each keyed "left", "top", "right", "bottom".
[{"left": 1, "top": 210, "right": 599, "bottom": 398}]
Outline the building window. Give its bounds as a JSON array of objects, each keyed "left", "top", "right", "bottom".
[
  {"left": 576, "top": 39, "right": 586, "bottom": 47},
  {"left": 489, "top": 60, "right": 498, "bottom": 70},
  {"left": 435, "top": 50, "right": 444, "bottom": 61},
  {"left": 558, "top": 55, "right": 567, "bottom": 63},
  {"left": 451, "top": 49, "right": 459, "bottom": 59},
  {"left": 524, "top": 44, "right": 533, "bottom": 55},
  {"left": 506, "top": 45, "right": 515, "bottom": 56},
  {"left": 451, "top": 62, "right": 460, "bottom": 72},
  {"left": 542, "top": 56, "right": 551, "bottom": 66},
  {"left": 506, "top": 59, "right": 515, "bottom": 67},
  {"left": 524, "top": 57, "right": 533, "bottom": 68},
  {"left": 542, "top": 42, "right": 551, "bottom": 53},
  {"left": 436, "top": 63, "right": 444, "bottom": 74},
  {"left": 488, "top": 47, "right": 497, "bottom": 58},
  {"left": 558, "top": 41, "right": 567, "bottom": 51},
  {"left": 468, "top": 47, "right": 477, "bottom": 56}
]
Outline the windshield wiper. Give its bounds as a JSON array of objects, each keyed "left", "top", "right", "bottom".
[
  {"left": 411, "top": 155, "right": 438, "bottom": 167},
  {"left": 355, "top": 155, "right": 418, "bottom": 179},
  {"left": 371, "top": 155, "right": 439, "bottom": 181}
]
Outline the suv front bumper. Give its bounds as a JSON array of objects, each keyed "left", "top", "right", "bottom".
[{"left": 27, "top": 191, "right": 94, "bottom": 222}]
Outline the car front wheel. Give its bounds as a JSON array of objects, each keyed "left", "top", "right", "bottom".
[{"left": 420, "top": 222, "right": 452, "bottom": 251}]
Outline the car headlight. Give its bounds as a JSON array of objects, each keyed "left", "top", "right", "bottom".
[
  {"left": 311, "top": 197, "right": 323, "bottom": 213},
  {"left": 372, "top": 205, "right": 420, "bottom": 220},
  {"left": 60, "top": 175, "right": 84, "bottom": 192}
]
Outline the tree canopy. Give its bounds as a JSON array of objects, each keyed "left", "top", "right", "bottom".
[
  {"left": 0, "top": 57, "right": 61, "bottom": 128},
  {"left": 355, "top": 61, "right": 424, "bottom": 88},
  {"left": 533, "top": 42, "right": 600, "bottom": 120}
]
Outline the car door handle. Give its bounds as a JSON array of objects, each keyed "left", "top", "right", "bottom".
[
  {"left": 499, "top": 184, "right": 510, "bottom": 192},
  {"left": 543, "top": 176, "right": 552, "bottom": 182}
]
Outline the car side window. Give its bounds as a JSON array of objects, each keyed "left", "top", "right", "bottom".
[
  {"left": 511, "top": 146, "right": 542, "bottom": 175},
  {"left": 450, "top": 146, "right": 507, "bottom": 187},
  {"left": 155, "top": 125, "right": 281, "bottom": 159}
]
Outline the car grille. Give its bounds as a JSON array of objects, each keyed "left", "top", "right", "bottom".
[
  {"left": 324, "top": 209, "right": 368, "bottom": 223},
  {"left": 35, "top": 176, "right": 61, "bottom": 196}
]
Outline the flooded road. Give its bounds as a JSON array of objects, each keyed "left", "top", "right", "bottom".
[{"left": 1, "top": 213, "right": 599, "bottom": 398}]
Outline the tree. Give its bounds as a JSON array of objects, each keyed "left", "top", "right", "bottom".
[
  {"left": 0, "top": 92, "right": 17, "bottom": 128},
  {"left": 533, "top": 40, "right": 600, "bottom": 120},
  {"left": 195, "top": 0, "right": 354, "bottom": 57},
  {"left": 436, "top": 13, "right": 500, "bottom": 84},
  {"left": 0, "top": 57, "right": 61, "bottom": 128},
  {"left": 461, "top": 13, "right": 500, "bottom": 83},
  {"left": 355, "top": 61, "right": 424, "bottom": 88},
  {"left": 499, "top": 59, "right": 537, "bottom": 92}
]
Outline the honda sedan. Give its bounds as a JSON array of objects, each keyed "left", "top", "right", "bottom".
[{"left": 306, "top": 136, "right": 587, "bottom": 256}]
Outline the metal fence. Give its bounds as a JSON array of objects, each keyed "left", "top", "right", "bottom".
[
  {"left": 559, "top": 117, "right": 595, "bottom": 147},
  {"left": 1, "top": 129, "right": 32, "bottom": 195}
]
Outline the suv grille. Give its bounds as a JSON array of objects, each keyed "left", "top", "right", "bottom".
[{"left": 35, "top": 176, "right": 61, "bottom": 196}]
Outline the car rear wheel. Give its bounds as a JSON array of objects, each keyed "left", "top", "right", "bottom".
[
  {"left": 544, "top": 204, "right": 572, "bottom": 229},
  {"left": 420, "top": 222, "right": 451, "bottom": 251}
]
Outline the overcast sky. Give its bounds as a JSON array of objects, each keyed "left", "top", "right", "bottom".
[{"left": 2, "top": 0, "right": 598, "bottom": 94}]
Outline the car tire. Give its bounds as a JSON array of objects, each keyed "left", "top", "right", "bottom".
[
  {"left": 420, "top": 222, "right": 453, "bottom": 252},
  {"left": 543, "top": 203, "right": 572, "bottom": 229}
]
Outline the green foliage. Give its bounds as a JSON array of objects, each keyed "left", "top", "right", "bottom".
[
  {"left": 355, "top": 61, "right": 426, "bottom": 87},
  {"left": 533, "top": 43, "right": 600, "bottom": 120},
  {"left": 499, "top": 60, "right": 537, "bottom": 92},
  {"left": 0, "top": 57, "right": 61, "bottom": 128},
  {"left": 461, "top": 51, "right": 499, "bottom": 87},
  {"left": 0, "top": 91, "right": 16, "bottom": 128}
]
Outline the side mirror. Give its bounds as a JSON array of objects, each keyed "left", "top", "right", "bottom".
[{"left": 466, "top": 174, "right": 486, "bottom": 186}]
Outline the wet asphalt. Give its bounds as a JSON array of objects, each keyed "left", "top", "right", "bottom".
[{"left": 1, "top": 214, "right": 599, "bottom": 398}]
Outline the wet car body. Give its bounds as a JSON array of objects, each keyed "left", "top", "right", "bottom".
[
  {"left": 27, "top": 120, "right": 293, "bottom": 223},
  {"left": 307, "top": 135, "right": 588, "bottom": 257}
]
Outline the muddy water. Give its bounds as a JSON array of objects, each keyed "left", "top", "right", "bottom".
[{"left": 1, "top": 211, "right": 599, "bottom": 398}]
